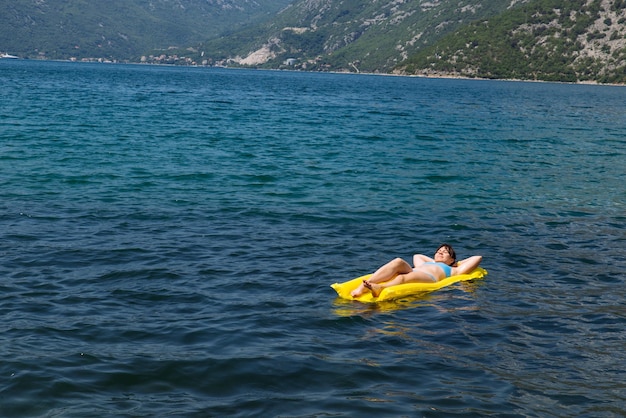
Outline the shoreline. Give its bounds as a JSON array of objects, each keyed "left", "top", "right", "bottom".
[{"left": 3, "top": 57, "right": 625, "bottom": 87}]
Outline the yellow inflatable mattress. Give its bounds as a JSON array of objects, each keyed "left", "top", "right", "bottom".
[{"left": 331, "top": 267, "right": 488, "bottom": 302}]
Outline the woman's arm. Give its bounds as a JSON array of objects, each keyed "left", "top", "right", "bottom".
[
  {"left": 453, "top": 255, "right": 482, "bottom": 275},
  {"left": 413, "top": 253, "right": 434, "bottom": 267}
]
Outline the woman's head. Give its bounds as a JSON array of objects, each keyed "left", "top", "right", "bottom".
[{"left": 435, "top": 243, "right": 456, "bottom": 265}]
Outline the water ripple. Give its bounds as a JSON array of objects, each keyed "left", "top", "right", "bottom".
[{"left": 1, "top": 60, "right": 625, "bottom": 416}]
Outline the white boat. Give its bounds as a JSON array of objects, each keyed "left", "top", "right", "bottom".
[{"left": 1, "top": 53, "right": 19, "bottom": 59}]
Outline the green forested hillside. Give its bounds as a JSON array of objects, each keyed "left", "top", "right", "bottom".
[
  {"left": 2, "top": 0, "right": 625, "bottom": 83},
  {"left": 198, "top": 0, "right": 626, "bottom": 83},
  {"left": 0, "top": 0, "right": 292, "bottom": 61},
  {"left": 398, "top": 0, "right": 626, "bottom": 83},
  {"left": 200, "top": 0, "right": 522, "bottom": 72}
]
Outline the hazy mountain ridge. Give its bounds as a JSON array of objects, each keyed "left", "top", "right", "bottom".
[{"left": 0, "top": 0, "right": 292, "bottom": 60}]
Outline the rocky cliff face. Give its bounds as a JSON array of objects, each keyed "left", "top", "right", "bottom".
[{"left": 567, "top": 0, "right": 626, "bottom": 70}]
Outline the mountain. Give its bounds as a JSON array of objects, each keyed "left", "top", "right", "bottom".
[
  {"left": 198, "top": 0, "right": 626, "bottom": 83},
  {"left": 3, "top": 0, "right": 624, "bottom": 83},
  {"left": 398, "top": 0, "right": 626, "bottom": 83},
  {"left": 199, "top": 0, "right": 527, "bottom": 72},
  {"left": 0, "top": 0, "right": 293, "bottom": 61}
]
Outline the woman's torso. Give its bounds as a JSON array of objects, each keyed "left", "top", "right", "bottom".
[{"left": 414, "top": 262, "right": 453, "bottom": 280}]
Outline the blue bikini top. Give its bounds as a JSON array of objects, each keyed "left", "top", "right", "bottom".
[{"left": 424, "top": 262, "right": 453, "bottom": 277}]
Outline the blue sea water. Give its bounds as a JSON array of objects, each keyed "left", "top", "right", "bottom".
[{"left": 1, "top": 60, "right": 625, "bottom": 417}]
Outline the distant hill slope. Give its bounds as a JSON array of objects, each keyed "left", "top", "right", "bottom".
[
  {"left": 198, "top": 0, "right": 626, "bottom": 83},
  {"left": 200, "top": 0, "right": 526, "bottom": 72},
  {"left": 397, "top": 0, "right": 626, "bottom": 83},
  {"left": 3, "top": 0, "right": 625, "bottom": 83},
  {"left": 0, "top": 0, "right": 293, "bottom": 60}
]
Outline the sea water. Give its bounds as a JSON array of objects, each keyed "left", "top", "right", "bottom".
[{"left": 1, "top": 60, "right": 625, "bottom": 417}]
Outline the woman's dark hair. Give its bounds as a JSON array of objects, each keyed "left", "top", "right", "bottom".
[{"left": 438, "top": 243, "right": 456, "bottom": 265}]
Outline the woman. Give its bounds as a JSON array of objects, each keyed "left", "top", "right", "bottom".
[{"left": 351, "top": 244, "right": 482, "bottom": 298}]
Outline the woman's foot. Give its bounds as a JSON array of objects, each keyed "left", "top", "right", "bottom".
[
  {"left": 350, "top": 283, "right": 367, "bottom": 298},
  {"left": 363, "top": 280, "right": 382, "bottom": 297}
]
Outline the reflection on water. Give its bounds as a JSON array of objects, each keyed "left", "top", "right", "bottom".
[{"left": 332, "top": 277, "right": 487, "bottom": 316}]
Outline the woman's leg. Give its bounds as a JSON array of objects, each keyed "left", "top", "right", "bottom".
[
  {"left": 363, "top": 270, "right": 437, "bottom": 297},
  {"left": 368, "top": 258, "right": 413, "bottom": 283},
  {"left": 350, "top": 258, "right": 412, "bottom": 297}
]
